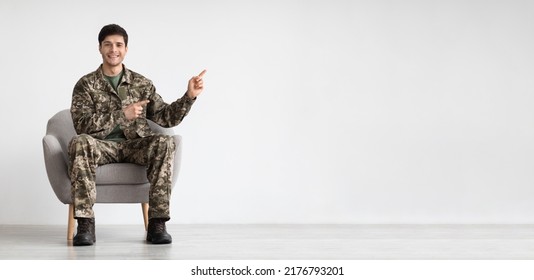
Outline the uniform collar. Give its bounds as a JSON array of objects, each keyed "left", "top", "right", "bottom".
[{"left": 97, "top": 64, "right": 133, "bottom": 84}]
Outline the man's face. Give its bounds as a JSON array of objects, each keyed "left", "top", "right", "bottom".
[{"left": 99, "top": 34, "right": 128, "bottom": 68}]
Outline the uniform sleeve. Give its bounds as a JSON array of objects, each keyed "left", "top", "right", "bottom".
[
  {"left": 145, "top": 83, "right": 196, "bottom": 128},
  {"left": 70, "top": 77, "right": 129, "bottom": 138}
]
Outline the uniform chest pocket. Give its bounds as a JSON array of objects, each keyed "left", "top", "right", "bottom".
[
  {"left": 127, "top": 86, "right": 150, "bottom": 101},
  {"left": 93, "top": 91, "right": 121, "bottom": 113}
]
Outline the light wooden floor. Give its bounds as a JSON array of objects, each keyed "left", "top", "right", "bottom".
[{"left": 1, "top": 224, "right": 534, "bottom": 260}]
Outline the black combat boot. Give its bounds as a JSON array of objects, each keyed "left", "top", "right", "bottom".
[
  {"left": 73, "top": 218, "right": 95, "bottom": 246},
  {"left": 146, "top": 218, "right": 172, "bottom": 244}
]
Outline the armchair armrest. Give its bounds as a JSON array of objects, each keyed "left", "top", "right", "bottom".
[{"left": 42, "top": 134, "right": 72, "bottom": 204}]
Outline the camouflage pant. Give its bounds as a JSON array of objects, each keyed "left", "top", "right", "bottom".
[{"left": 68, "top": 134, "right": 176, "bottom": 220}]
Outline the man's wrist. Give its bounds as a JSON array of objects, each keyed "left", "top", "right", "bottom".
[{"left": 185, "top": 91, "right": 197, "bottom": 101}]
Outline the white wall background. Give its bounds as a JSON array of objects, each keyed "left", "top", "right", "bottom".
[{"left": 1, "top": 0, "right": 534, "bottom": 225}]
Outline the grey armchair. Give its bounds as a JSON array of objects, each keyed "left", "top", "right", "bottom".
[{"left": 42, "top": 109, "right": 182, "bottom": 240}]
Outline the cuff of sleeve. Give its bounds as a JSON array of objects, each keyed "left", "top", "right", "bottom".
[{"left": 183, "top": 92, "right": 197, "bottom": 104}]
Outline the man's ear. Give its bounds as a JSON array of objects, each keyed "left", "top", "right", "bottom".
[{"left": 98, "top": 44, "right": 102, "bottom": 54}]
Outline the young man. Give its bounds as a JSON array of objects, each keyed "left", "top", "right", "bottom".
[{"left": 69, "top": 24, "right": 205, "bottom": 246}]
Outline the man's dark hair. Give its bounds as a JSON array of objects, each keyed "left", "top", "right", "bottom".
[{"left": 98, "top": 24, "right": 128, "bottom": 46}]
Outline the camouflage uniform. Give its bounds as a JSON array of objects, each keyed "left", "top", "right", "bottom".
[{"left": 69, "top": 65, "right": 195, "bottom": 220}]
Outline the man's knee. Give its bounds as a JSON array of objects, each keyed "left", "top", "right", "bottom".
[
  {"left": 68, "top": 134, "right": 96, "bottom": 159},
  {"left": 69, "top": 134, "right": 94, "bottom": 149}
]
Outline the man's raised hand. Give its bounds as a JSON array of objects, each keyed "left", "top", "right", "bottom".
[{"left": 187, "top": 69, "right": 207, "bottom": 99}]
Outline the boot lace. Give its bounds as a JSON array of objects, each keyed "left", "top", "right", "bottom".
[{"left": 152, "top": 219, "right": 166, "bottom": 234}]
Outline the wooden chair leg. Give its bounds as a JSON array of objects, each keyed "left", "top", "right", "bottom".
[
  {"left": 142, "top": 203, "right": 149, "bottom": 231},
  {"left": 67, "top": 204, "right": 75, "bottom": 240}
]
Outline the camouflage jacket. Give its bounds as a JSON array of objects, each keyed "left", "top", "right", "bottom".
[{"left": 71, "top": 65, "right": 195, "bottom": 140}]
